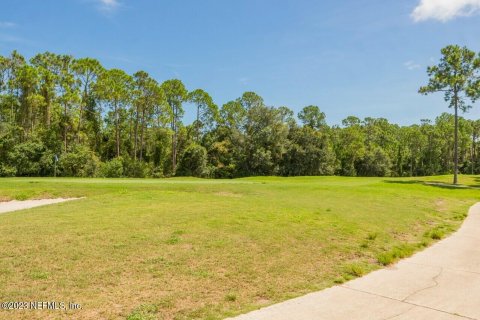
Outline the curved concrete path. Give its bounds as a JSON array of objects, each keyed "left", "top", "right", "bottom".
[
  {"left": 0, "top": 198, "right": 80, "bottom": 214},
  {"left": 227, "top": 203, "right": 480, "bottom": 320}
]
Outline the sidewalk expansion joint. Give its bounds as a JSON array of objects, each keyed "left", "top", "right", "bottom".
[{"left": 340, "top": 285, "right": 476, "bottom": 320}]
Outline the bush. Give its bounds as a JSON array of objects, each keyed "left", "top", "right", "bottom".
[
  {"left": 7, "top": 141, "right": 45, "bottom": 176},
  {"left": 177, "top": 144, "right": 208, "bottom": 177},
  {"left": 356, "top": 147, "right": 392, "bottom": 177},
  {"left": 39, "top": 150, "right": 55, "bottom": 176},
  {"left": 99, "top": 158, "right": 124, "bottom": 178},
  {"left": 151, "top": 166, "right": 164, "bottom": 178},
  {"left": 123, "top": 158, "right": 149, "bottom": 178},
  {"left": 59, "top": 146, "right": 100, "bottom": 177},
  {"left": 0, "top": 164, "right": 16, "bottom": 177},
  {"left": 213, "top": 163, "right": 237, "bottom": 179}
]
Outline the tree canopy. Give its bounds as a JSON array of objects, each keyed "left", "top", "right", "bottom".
[{"left": 0, "top": 48, "right": 479, "bottom": 179}]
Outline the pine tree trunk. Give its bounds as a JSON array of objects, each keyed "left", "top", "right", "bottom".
[
  {"left": 139, "top": 109, "right": 145, "bottom": 162},
  {"left": 78, "top": 81, "right": 90, "bottom": 144},
  {"left": 472, "top": 133, "right": 475, "bottom": 175},
  {"left": 453, "top": 98, "right": 459, "bottom": 185},
  {"left": 196, "top": 105, "right": 200, "bottom": 142},
  {"left": 474, "top": 133, "right": 477, "bottom": 174},
  {"left": 45, "top": 93, "right": 51, "bottom": 128},
  {"left": 64, "top": 103, "right": 68, "bottom": 153},
  {"left": 115, "top": 101, "right": 120, "bottom": 158},
  {"left": 134, "top": 105, "right": 139, "bottom": 161},
  {"left": 172, "top": 111, "right": 177, "bottom": 174},
  {"left": 78, "top": 95, "right": 85, "bottom": 144}
]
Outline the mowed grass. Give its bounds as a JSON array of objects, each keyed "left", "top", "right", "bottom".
[{"left": 0, "top": 175, "right": 478, "bottom": 320}]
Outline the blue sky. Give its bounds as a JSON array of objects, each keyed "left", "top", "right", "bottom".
[{"left": 1, "top": 0, "right": 480, "bottom": 125}]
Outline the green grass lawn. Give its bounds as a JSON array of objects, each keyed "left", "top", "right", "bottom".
[{"left": 0, "top": 175, "right": 478, "bottom": 320}]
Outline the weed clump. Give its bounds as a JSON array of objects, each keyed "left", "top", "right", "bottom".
[
  {"left": 377, "top": 244, "right": 415, "bottom": 266},
  {"left": 344, "top": 263, "right": 365, "bottom": 277},
  {"left": 127, "top": 304, "right": 158, "bottom": 320},
  {"left": 367, "top": 232, "right": 378, "bottom": 241},
  {"left": 165, "top": 230, "right": 185, "bottom": 245},
  {"left": 424, "top": 224, "right": 452, "bottom": 240},
  {"left": 225, "top": 293, "right": 237, "bottom": 302},
  {"left": 333, "top": 277, "right": 345, "bottom": 284}
]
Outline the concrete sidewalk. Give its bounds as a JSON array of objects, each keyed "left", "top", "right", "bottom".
[{"left": 227, "top": 203, "right": 480, "bottom": 320}]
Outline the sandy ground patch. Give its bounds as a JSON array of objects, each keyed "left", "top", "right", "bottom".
[{"left": 0, "top": 198, "right": 82, "bottom": 214}]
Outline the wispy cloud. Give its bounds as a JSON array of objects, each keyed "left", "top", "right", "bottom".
[
  {"left": 412, "top": 0, "right": 480, "bottom": 22},
  {"left": 96, "top": 0, "right": 121, "bottom": 14},
  {"left": 0, "top": 21, "right": 16, "bottom": 28},
  {"left": 238, "top": 77, "right": 250, "bottom": 85},
  {"left": 0, "top": 21, "right": 30, "bottom": 45},
  {"left": 100, "top": 0, "right": 119, "bottom": 9},
  {"left": 404, "top": 60, "right": 421, "bottom": 70},
  {"left": 0, "top": 34, "right": 29, "bottom": 44}
]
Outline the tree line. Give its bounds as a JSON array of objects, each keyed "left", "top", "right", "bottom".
[{"left": 0, "top": 46, "right": 479, "bottom": 179}]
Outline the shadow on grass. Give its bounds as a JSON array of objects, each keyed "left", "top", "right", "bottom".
[{"left": 383, "top": 179, "right": 480, "bottom": 190}]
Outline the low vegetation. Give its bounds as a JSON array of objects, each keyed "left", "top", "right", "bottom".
[{"left": 0, "top": 175, "right": 477, "bottom": 319}]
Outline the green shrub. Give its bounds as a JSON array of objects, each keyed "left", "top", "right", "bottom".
[
  {"left": 39, "top": 150, "right": 55, "bottom": 176},
  {"left": 59, "top": 146, "right": 100, "bottom": 177},
  {"left": 7, "top": 141, "right": 45, "bottom": 176},
  {"left": 355, "top": 147, "right": 392, "bottom": 177},
  {"left": 99, "top": 158, "right": 124, "bottom": 178},
  {"left": 177, "top": 144, "right": 208, "bottom": 177},
  {"left": 151, "top": 166, "right": 164, "bottom": 178},
  {"left": 213, "top": 163, "right": 237, "bottom": 179},
  {"left": 123, "top": 158, "right": 148, "bottom": 178},
  {"left": 0, "top": 164, "right": 16, "bottom": 177}
]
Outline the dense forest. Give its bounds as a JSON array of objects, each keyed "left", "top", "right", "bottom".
[{"left": 1, "top": 49, "right": 480, "bottom": 178}]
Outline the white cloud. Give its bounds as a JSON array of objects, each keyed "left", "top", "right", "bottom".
[
  {"left": 0, "top": 21, "right": 16, "bottom": 28},
  {"left": 412, "top": 0, "right": 480, "bottom": 22},
  {"left": 238, "top": 77, "right": 250, "bottom": 85},
  {"left": 0, "top": 34, "right": 29, "bottom": 44},
  {"left": 97, "top": 0, "right": 120, "bottom": 12},
  {"left": 404, "top": 61, "right": 421, "bottom": 70},
  {"left": 0, "top": 22, "right": 27, "bottom": 45},
  {"left": 100, "top": 0, "right": 118, "bottom": 7}
]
